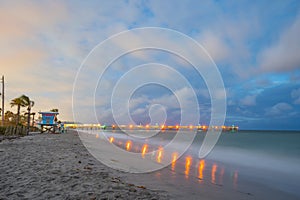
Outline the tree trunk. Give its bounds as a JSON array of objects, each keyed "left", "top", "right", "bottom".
[
  {"left": 16, "top": 105, "right": 20, "bottom": 125},
  {"left": 27, "top": 107, "right": 31, "bottom": 135}
]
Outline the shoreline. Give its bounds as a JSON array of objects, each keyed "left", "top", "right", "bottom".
[
  {"left": 0, "top": 131, "right": 170, "bottom": 199},
  {"left": 77, "top": 129, "right": 300, "bottom": 200},
  {"left": 2, "top": 129, "right": 299, "bottom": 199}
]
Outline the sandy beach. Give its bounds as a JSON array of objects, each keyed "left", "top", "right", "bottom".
[
  {"left": 1, "top": 130, "right": 299, "bottom": 200},
  {"left": 0, "top": 131, "right": 169, "bottom": 199}
]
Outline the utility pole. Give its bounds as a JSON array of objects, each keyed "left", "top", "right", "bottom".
[{"left": 1, "top": 75, "right": 4, "bottom": 126}]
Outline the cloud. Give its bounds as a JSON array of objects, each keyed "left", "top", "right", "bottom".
[
  {"left": 197, "top": 31, "right": 230, "bottom": 62},
  {"left": 265, "top": 102, "right": 293, "bottom": 116},
  {"left": 258, "top": 14, "right": 300, "bottom": 73},
  {"left": 95, "top": 86, "right": 200, "bottom": 125},
  {"left": 240, "top": 95, "right": 257, "bottom": 106},
  {"left": 0, "top": 1, "right": 68, "bottom": 39},
  {"left": 1, "top": 0, "right": 300, "bottom": 129},
  {"left": 291, "top": 88, "right": 300, "bottom": 104}
]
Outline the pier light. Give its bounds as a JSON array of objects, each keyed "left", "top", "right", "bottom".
[
  {"left": 175, "top": 125, "right": 179, "bottom": 130},
  {"left": 145, "top": 124, "right": 150, "bottom": 129},
  {"left": 161, "top": 124, "right": 165, "bottom": 130},
  {"left": 189, "top": 125, "right": 193, "bottom": 129},
  {"left": 129, "top": 124, "right": 133, "bottom": 129}
]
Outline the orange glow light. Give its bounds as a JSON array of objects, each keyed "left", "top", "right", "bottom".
[
  {"left": 185, "top": 156, "right": 192, "bottom": 178},
  {"left": 96, "top": 134, "right": 99, "bottom": 138},
  {"left": 198, "top": 159, "right": 205, "bottom": 180},
  {"left": 161, "top": 125, "right": 165, "bottom": 129},
  {"left": 189, "top": 125, "right": 193, "bottom": 129},
  {"left": 129, "top": 124, "right": 133, "bottom": 129},
  {"left": 175, "top": 125, "right": 179, "bottom": 130},
  {"left": 109, "top": 137, "right": 114, "bottom": 143},
  {"left": 171, "top": 152, "right": 178, "bottom": 171},
  {"left": 156, "top": 147, "right": 163, "bottom": 163},
  {"left": 211, "top": 164, "right": 217, "bottom": 184},
  {"left": 141, "top": 144, "right": 148, "bottom": 158},
  {"left": 112, "top": 124, "right": 115, "bottom": 129},
  {"left": 126, "top": 141, "right": 132, "bottom": 151}
]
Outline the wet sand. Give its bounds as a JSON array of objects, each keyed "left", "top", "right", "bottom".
[{"left": 0, "top": 131, "right": 169, "bottom": 199}]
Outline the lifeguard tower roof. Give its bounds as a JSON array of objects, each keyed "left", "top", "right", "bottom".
[{"left": 38, "top": 111, "right": 59, "bottom": 115}]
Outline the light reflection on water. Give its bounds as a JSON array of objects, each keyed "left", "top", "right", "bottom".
[
  {"left": 171, "top": 152, "right": 178, "bottom": 171},
  {"left": 198, "top": 159, "right": 205, "bottom": 180},
  {"left": 211, "top": 163, "right": 217, "bottom": 184},
  {"left": 126, "top": 140, "right": 132, "bottom": 151},
  {"left": 97, "top": 134, "right": 239, "bottom": 188},
  {"left": 233, "top": 170, "right": 238, "bottom": 189},
  {"left": 141, "top": 144, "right": 148, "bottom": 158},
  {"left": 185, "top": 156, "right": 192, "bottom": 178},
  {"left": 156, "top": 147, "right": 164, "bottom": 163},
  {"left": 220, "top": 167, "right": 225, "bottom": 185}
]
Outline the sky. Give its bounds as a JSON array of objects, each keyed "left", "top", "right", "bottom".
[{"left": 1, "top": 0, "right": 300, "bottom": 130}]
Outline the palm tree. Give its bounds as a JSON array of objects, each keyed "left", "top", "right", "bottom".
[
  {"left": 50, "top": 109, "right": 59, "bottom": 122},
  {"left": 10, "top": 95, "right": 27, "bottom": 125},
  {"left": 22, "top": 95, "right": 34, "bottom": 110},
  {"left": 50, "top": 108, "right": 58, "bottom": 112},
  {"left": 4, "top": 110, "right": 15, "bottom": 123},
  {"left": 22, "top": 95, "right": 34, "bottom": 135}
]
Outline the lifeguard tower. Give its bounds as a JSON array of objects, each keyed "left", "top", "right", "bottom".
[{"left": 38, "top": 111, "right": 59, "bottom": 133}]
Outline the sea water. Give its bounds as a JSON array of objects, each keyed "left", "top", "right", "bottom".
[
  {"left": 205, "top": 131, "right": 300, "bottom": 197},
  {"left": 80, "top": 129, "right": 300, "bottom": 199}
]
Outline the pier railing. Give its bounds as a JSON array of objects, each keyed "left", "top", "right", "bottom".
[{"left": 65, "top": 124, "right": 239, "bottom": 132}]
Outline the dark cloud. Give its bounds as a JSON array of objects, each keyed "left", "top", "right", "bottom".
[{"left": 226, "top": 83, "right": 300, "bottom": 129}]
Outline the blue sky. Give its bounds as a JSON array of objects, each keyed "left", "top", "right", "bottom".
[{"left": 1, "top": 0, "right": 300, "bottom": 130}]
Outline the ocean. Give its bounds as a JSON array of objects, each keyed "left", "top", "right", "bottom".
[{"left": 78, "top": 129, "right": 300, "bottom": 199}]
